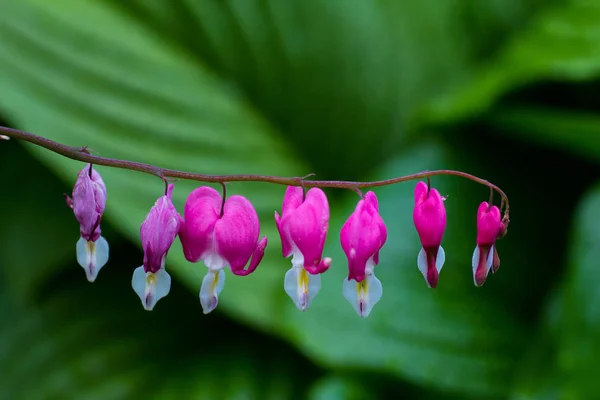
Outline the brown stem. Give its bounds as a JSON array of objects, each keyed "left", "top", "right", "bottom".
[
  {"left": 219, "top": 182, "right": 227, "bottom": 218},
  {"left": 0, "top": 125, "right": 510, "bottom": 213}
]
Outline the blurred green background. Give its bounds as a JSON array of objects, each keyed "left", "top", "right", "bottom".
[{"left": 1, "top": 0, "right": 600, "bottom": 399}]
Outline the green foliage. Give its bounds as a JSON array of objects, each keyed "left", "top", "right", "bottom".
[
  {"left": 424, "top": 0, "right": 600, "bottom": 125},
  {"left": 0, "top": 0, "right": 599, "bottom": 398}
]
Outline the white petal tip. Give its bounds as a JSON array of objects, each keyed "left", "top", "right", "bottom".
[
  {"left": 132, "top": 266, "right": 171, "bottom": 311},
  {"left": 77, "top": 236, "right": 109, "bottom": 282},
  {"left": 342, "top": 274, "right": 382, "bottom": 318},
  {"left": 284, "top": 266, "right": 321, "bottom": 312},
  {"left": 200, "top": 269, "right": 225, "bottom": 314},
  {"left": 85, "top": 269, "right": 97, "bottom": 283},
  {"left": 201, "top": 297, "right": 219, "bottom": 314}
]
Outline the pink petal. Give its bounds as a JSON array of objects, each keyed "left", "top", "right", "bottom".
[
  {"left": 72, "top": 164, "right": 106, "bottom": 242},
  {"left": 214, "top": 195, "right": 261, "bottom": 273},
  {"left": 232, "top": 236, "right": 268, "bottom": 276},
  {"left": 476, "top": 202, "right": 502, "bottom": 245},
  {"left": 414, "top": 181, "right": 428, "bottom": 204},
  {"left": 413, "top": 182, "right": 447, "bottom": 248},
  {"left": 288, "top": 188, "right": 330, "bottom": 270},
  {"left": 274, "top": 210, "right": 293, "bottom": 258},
  {"left": 340, "top": 191, "right": 387, "bottom": 282},
  {"left": 274, "top": 186, "right": 304, "bottom": 258},
  {"left": 473, "top": 244, "right": 493, "bottom": 286},
  {"left": 281, "top": 186, "right": 304, "bottom": 218},
  {"left": 305, "top": 257, "right": 331, "bottom": 275},
  {"left": 90, "top": 167, "right": 107, "bottom": 214},
  {"left": 140, "top": 184, "right": 181, "bottom": 273},
  {"left": 179, "top": 186, "right": 221, "bottom": 262}
]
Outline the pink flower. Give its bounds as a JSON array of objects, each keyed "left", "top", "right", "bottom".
[
  {"left": 340, "top": 191, "right": 387, "bottom": 317},
  {"left": 413, "top": 181, "right": 447, "bottom": 288},
  {"left": 179, "top": 186, "right": 267, "bottom": 314},
  {"left": 275, "top": 186, "right": 331, "bottom": 311},
  {"left": 65, "top": 163, "right": 108, "bottom": 282},
  {"left": 132, "top": 184, "right": 181, "bottom": 311},
  {"left": 472, "top": 202, "right": 505, "bottom": 286}
]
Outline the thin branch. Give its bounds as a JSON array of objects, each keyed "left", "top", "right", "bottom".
[{"left": 0, "top": 125, "right": 510, "bottom": 213}]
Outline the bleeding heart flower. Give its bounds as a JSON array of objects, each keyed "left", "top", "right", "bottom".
[
  {"left": 65, "top": 163, "right": 108, "bottom": 282},
  {"left": 132, "top": 183, "right": 181, "bottom": 311},
  {"left": 275, "top": 186, "right": 331, "bottom": 311},
  {"left": 340, "top": 191, "right": 387, "bottom": 317},
  {"left": 473, "top": 202, "right": 505, "bottom": 286},
  {"left": 413, "top": 181, "right": 447, "bottom": 288},
  {"left": 179, "top": 186, "right": 267, "bottom": 314}
]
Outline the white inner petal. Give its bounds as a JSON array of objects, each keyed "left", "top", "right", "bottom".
[
  {"left": 342, "top": 278, "right": 359, "bottom": 315},
  {"left": 203, "top": 230, "right": 228, "bottom": 271},
  {"left": 342, "top": 273, "right": 382, "bottom": 318},
  {"left": 472, "top": 246, "right": 480, "bottom": 272},
  {"left": 486, "top": 245, "right": 494, "bottom": 274},
  {"left": 76, "top": 237, "right": 109, "bottom": 283},
  {"left": 131, "top": 266, "right": 171, "bottom": 311},
  {"left": 153, "top": 268, "right": 172, "bottom": 306},
  {"left": 132, "top": 266, "right": 146, "bottom": 304},
  {"left": 200, "top": 269, "right": 226, "bottom": 314},
  {"left": 436, "top": 246, "right": 445, "bottom": 272},
  {"left": 76, "top": 237, "right": 89, "bottom": 272},
  {"left": 290, "top": 247, "right": 304, "bottom": 267},
  {"left": 95, "top": 235, "right": 109, "bottom": 271},
  {"left": 417, "top": 247, "right": 428, "bottom": 283},
  {"left": 284, "top": 265, "right": 321, "bottom": 311},
  {"left": 365, "top": 273, "right": 383, "bottom": 317},
  {"left": 203, "top": 250, "right": 227, "bottom": 271}
]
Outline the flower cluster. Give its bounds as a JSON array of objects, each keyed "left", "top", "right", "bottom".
[
  {"left": 67, "top": 164, "right": 508, "bottom": 317},
  {"left": 411, "top": 181, "right": 505, "bottom": 288}
]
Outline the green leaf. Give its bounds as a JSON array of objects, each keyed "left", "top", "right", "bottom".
[
  {"left": 31, "top": 0, "right": 481, "bottom": 178},
  {"left": 0, "top": 0, "right": 521, "bottom": 334},
  {"left": 555, "top": 184, "right": 600, "bottom": 397},
  {"left": 507, "top": 287, "right": 563, "bottom": 400},
  {"left": 486, "top": 106, "right": 600, "bottom": 163},
  {"left": 0, "top": 0, "right": 307, "bottom": 330},
  {"left": 510, "top": 184, "right": 600, "bottom": 399},
  {"left": 0, "top": 259, "right": 321, "bottom": 399},
  {"left": 308, "top": 375, "right": 368, "bottom": 400},
  {"left": 280, "top": 140, "right": 527, "bottom": 397},
  {"left": 0, "top": 0, "right": 556, "bottom": 397},
  {"left": 423, "top": 0, "right": 600, "bottom": 125}
]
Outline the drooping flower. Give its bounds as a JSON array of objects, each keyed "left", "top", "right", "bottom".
[
  {"left": 65, "top": 163, "right": 108, "bottom": 282},
  {"left": 275, "top": 186, "right": 331, "bottom": 311},
  {"left": 340, "top": 191, "right": 387, "bottom": 317},
  {"left": 132, "top": 184, "right": 181, "bottom": 311},
  {"left": 473, "top": 202, "right": 505, "bottom": 286},
  {"left": 179, "top": 186, "right": 267, "bottom": 314},
  {"left": 413, "top": 181, "right": 447, "bottom": 288}
]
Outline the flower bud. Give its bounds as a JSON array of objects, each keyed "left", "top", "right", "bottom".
[
  {"left": 413, "top": 181, "right": 447, "bottom": 288},
  {"left": 472, "top": 202, "right": 504, "bottom": 286},
  {"left": 132, "top": 184, "right": 181, "bottom": 310},
  {"left": 66, "top": 164, "right": 108, "bottom": 282}
]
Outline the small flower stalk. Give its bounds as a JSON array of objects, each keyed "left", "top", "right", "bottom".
[
  {"left": 179, "top": 186, "right": 267, "bottom": 314},
  {"left": 275, "top": 186, "right": 331, "bottom": 311},
  {"left": 413, "top": 181, "right": 447, "bottom": 288},
  {"left": 65, "top": 163, "right": 108, "bottom": 282},
  {"left": 340, "top": 191, "right": 387, "bottom": 317},
  {"left": 132, "top": 184, "right": 181, "bottom": 311},
  {"left": 472, "top": 202, "right": 505, "bottom": 286}
]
